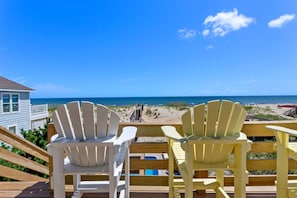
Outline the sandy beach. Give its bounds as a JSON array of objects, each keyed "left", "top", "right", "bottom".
[{"left": 113, "top": 103, "right": 297, "bottom": 123}]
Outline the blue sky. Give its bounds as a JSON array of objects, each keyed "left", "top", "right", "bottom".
[{"left": 0, "top": 0, "right": 296, "bottom": 98}]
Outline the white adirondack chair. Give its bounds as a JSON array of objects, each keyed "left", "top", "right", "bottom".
[
  {"left": 47, "top": 101, "right": 137, "bottom": 198},
  {"left": 162, "top": 100, "right": 252, "bottom": 198}
]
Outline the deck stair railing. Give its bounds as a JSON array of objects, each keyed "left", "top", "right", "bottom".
[{"left": 0, "top": 126, "right": 50, "bottom": 182}]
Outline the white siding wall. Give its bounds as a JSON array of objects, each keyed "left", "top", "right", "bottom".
[
  {"left": 31, "top": 118, "right": 47, "bottom": 130},
  {"left": 0, "top": 91, "right": 31, "bottom": 135}
]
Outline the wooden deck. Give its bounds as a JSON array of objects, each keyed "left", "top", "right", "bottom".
[
  {"left": 0, "top": 182, "right": 276, "bottom": 198},
  {"left": 3, "top": 121, "right": 297, "bottom": 198}
]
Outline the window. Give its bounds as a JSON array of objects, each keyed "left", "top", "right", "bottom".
[
  {"left": 2, "top": 94, "right": 10, "bottom": 112},
  {"left": 2, "top": 93, "right": 19, "bottom": 113},
  {"left": 8, "top": 126, "right": 16, "bottom": 133},
  {"left": 12, "top": 94, "right": 19, "bottom": 111}
]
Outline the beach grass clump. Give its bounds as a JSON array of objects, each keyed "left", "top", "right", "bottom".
[
  {"left": 48, "top": 107, "right": 56, "bottom": 115},
  {"left": 244, "top": 105, "right": 253, "bottom": 113},
  {"left": 108, "top": 105, "right": 132, "bottom": 113},
  {"left": 145, "top": 108, "right": 160, "bottom": 118},
  {"left": 165, "top": 102, "right": 189, "bottom": 111},
  {"left": 253, "top": 113, "right": 288, "bottom": 121}
]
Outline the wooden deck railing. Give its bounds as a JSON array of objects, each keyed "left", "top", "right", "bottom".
[
  {"left": 0, "top": 126, "right": 50, "bottom": 182},
  {"left": 2, "top": 120, "right": 297, "bottom": 187}
]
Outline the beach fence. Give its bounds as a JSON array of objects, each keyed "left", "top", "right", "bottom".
[
  {"left": 284, "top": 107, "right": 297, "bottom": 118},
  {"left": 130, "top": 104, "right": 144, "bottom": 122}
]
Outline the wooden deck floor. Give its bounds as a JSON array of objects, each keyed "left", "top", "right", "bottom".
[{"left": 0, "top": 182, "right": 276, "bottom": 198}]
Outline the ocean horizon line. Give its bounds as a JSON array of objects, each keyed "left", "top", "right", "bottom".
[
  {"left": 31, "top": 95, "right": 297, "bottom": 108},
  {"left": 31, "top": 94, "right": 297, "bottom": 99}
]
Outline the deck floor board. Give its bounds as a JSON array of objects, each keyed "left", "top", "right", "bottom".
[{"left": 0, "top": 182, "right": 276, "bottom": 198}]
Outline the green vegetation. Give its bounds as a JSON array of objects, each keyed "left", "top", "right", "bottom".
[
  {"left": 21, "top": 126, "right": 48, "bottom": 150},
  {"left": 244, "top": 105, "right": 289, "bottom": 121},
  {"left": 48, "top": 107, "right": 56, "bottom": 115},
  {"left": 108, "top": 105, "right": 133, "bottom": 113},
  {"left": 243, "top": 105, "right": 253, "bottom": 112},
  {"left": 253, "top": 113, "right": 288, "bottom": 121},
  {"left": 165, "top": 102, "right": 190, "bottom": 111}
]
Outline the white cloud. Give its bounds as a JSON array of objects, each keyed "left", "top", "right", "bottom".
[
  {"left": 205, "top": 45, "right": 215, "bottom": 50},
  {"left": 33, "top": 83, "right": 78, "bottom": 94},
  {"left": 14, "top": 77, "right": 26, "bottom": 85},
  {"left": 177, "top": 28, "right": 197, "bottom": 39},
  {"left": 202, "top": 29, "right": 210, "bottom": 36},
  {"left": 268, "top": 14, "right": 295, "bottom": 28},
  {"left": 203, "top": 8, "right": 254, "bottom": 37}
]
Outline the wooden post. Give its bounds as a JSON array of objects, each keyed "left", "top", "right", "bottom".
[
  {"left": 47, "top": 123, "right": 57, "bottom": 142},
  {"left": 47, "top": 123, "right": 56, "bottom": 190}
]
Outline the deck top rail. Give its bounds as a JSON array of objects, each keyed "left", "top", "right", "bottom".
[{"left": 31, "top": 104, "right": 48, "bottom": 115}]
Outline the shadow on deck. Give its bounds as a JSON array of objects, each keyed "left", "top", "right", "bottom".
[{"left": 0, "top": 182, "right": 276, "bottom": 198}]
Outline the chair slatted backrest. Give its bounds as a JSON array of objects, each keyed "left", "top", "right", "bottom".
[
  {"left": 51, "top": 101, "right": 120, "bottom": 167},
  {"left": 181, "top": 100, "right": 246, "bottom": 163}
]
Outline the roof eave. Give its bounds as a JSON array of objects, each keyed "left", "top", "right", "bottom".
[{"left": 0, "top": 89, "right": 34, "bottom": 92}]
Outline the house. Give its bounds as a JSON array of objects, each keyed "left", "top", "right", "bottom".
[{"left": 0, "top": 76, "right": 48, "bottom": 135}]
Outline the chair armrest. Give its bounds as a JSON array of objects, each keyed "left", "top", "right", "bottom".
[
  {"left": 47, "top": 136, "right": 117, "bottom": 149},
  {"left": 266, "top": 125, "right": 297, "bottom": 137},
  {"left": 115, "top": 126, "right": 137, "bottom": 145},
  {"left": 187, "top": 132, "right": 250, "bottom": 145},
  {"left": 50, "top": 134, "right": 59, "bottom": 142},
  {"left": 161, "top": 126, "right": 183, "bottom": 141}
]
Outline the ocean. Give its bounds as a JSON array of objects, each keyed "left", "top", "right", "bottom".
[{"left": 31, "top": 95, "right": 297, "bottom": 108}]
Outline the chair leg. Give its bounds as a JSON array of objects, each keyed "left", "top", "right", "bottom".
[
  {"left": 216, "top": 170, "right": 224, "bottom": 188},
  {"left": 184, "top": 144, "right": 193, "bottom": 198},
  {"left": 185, "top": 175, "right": 193, "bottom": 198},
  {"left": 125, "top": 145, "right": 130, "bottom": 198},
  {"left": 168, "top": 144, "right": 174, "bottom": 198},
  {"left": 72, "top": 174, "right": 83, "bottom": 198},
  {"left": 109, "top": 146, "right": 117, "bottom": 198},
  {"left": 234, "top": 144, "right": 246, "bottom": 198},
  {"left": 52, "top": 147, "right": 66, "bottom": 198},
  {"left": 276, "top": 144, "right": 289, "bottom": 198},
  {"left": 73, "top": 174, "right": 80, "bottom": 192}
]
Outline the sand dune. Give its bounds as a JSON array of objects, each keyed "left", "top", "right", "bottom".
[{"left": 113, "top": 103, "right": 297, "bottom": 123}]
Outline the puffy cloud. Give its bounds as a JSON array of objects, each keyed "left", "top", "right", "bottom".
[
  {"left": 202, "top": 29, "right": 210, "bottom": 37},
  {"left": 203, "top": 8, "right": 254, "bottom": 37},
  {"left": 177, "top": 28, "right": 197, "bottom": 39},
  {"left": 268, "top": 14, "right": 295, "bottom": 28}
]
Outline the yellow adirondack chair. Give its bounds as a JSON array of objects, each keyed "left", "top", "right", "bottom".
[
  {"left": 266, "top": 125, "right": 297, "bottom": 198},
  {"left": 48, "top": 101, "right": 137, "bottom": 198},
  {"left": 162, "top": 100, "right": 251, "bottom": 198}
]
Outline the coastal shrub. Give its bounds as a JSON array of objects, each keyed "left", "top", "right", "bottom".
[{"left": 20, "top": 125, "right": 48, "bottom": 150}]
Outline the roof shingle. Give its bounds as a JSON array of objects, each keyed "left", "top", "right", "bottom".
[{"left": 0, "top": 76, "right": 34, "bottom": 92}]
